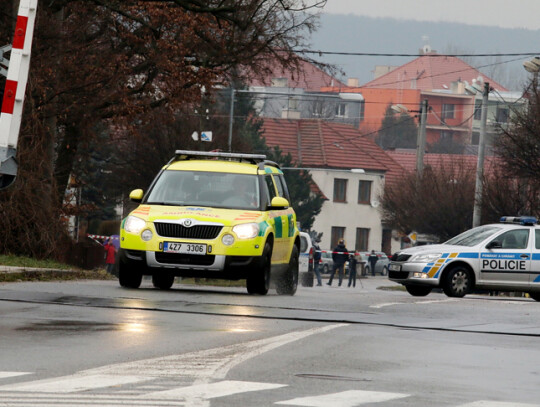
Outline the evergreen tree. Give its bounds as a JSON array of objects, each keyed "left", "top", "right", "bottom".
[{"left": 376, "top": 104, "right": 418, "bottom": 150}]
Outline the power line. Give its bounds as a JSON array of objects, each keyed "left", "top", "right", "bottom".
[{"left": 293, "top": 49, "right": 540, "bottom": 58}]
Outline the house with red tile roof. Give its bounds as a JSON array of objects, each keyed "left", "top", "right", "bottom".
[
  {"left": 262, "top": 118, "right": 405, "bottom": 255},
  {"left": 321, "top": 51, "right": 515, "bottom": 150}
]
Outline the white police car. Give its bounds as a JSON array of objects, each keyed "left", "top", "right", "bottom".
[{"left": 388, "top": 216, "right": 540, "bottom": 301}]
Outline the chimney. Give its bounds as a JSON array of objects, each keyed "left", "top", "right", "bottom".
[{"left": 347, "top": 78, "right": 359, "bottom": 88}]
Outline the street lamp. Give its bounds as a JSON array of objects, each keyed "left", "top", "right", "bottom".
[{"left": 391, "top": 99, "right": 428, "bottom": 178}]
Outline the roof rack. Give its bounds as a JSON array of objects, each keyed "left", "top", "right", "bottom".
[{"left": 174, "top": 150, "right": 267, "bottom": 164}]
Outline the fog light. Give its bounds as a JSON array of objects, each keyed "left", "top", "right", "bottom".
[
  {"left": 222, "top": 234, "right": 234, "bottom": 246},
  {"left": 141, "top": 229, "right": 153, "bottom": 241},
  {"left": 413, "top": 272, "right": 428, "bottom": 279}
]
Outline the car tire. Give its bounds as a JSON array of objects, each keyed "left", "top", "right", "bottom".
[
  {"left": 277, "top": 245, "right": 299, "bottom": 295},
  {"left": 152, "top": 272, "right": 175, "bottom": 290},
  {"left": 118, "top": 257, "right": 143, "bottom": 289},
  {"left": 528, "top": 292, "right": 540, "bottom": 302},
  {"left": 247, "top": 242, "right": 271, "bottom": 295},
  {"left": 381, "top": 266, "right": 388, "bottom": 276},
  {"left": 405, "top": 285, "right": 432, "bottom": 296},
  {"left": 323, "top": 264, "right": 329, "bottom": 274},
  {"left": 443, "top": 266, "right": 471, "bottom": 298}
]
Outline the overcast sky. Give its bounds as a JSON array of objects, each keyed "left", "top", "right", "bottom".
[{"left": 322, "top": 0, "right": 540, "bottom": 31}]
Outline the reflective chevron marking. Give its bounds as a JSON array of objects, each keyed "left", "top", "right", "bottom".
[{"left": 275, "top": 390, "right": 410, "bottom": 406}]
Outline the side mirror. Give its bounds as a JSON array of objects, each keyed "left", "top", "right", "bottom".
[
  {"left": 270, "top": 196, "right": 289, "bottom": 209},
  {"left": 129, "top": 189, "right": 144, "bottom": 203},
  {"left": 486, "top": 241, "right": 502, "bottom": 249}
]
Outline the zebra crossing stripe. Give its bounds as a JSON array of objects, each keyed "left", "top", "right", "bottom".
[
  {"left": 275, "top": 390, "right": 409, "bottom": 406},
  {"left": 0, "top": 374, "right": 149, "bottom": 393},
  {"left": 142, "top": 380, "right": 286, "bottom": 400},
  {"left": 0, "top": 371, "right": 32, "bottom": 379}
]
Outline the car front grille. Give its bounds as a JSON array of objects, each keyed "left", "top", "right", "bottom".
[
  {"left": 391, "top": 253, "right": 412, "bottom": 262},
  {"left": 154, "top": 223, "right": 222, "bottom": 239},
  {"left": 155, "top": 252, "right": 215, "bottom": 266},
  {"left": 389, "top": 270, "right": 410, "bottom": 280}
]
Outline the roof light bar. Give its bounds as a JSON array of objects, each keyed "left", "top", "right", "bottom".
[
  {"left": 500, "top": 216, "right": 537, "bottom": 226},
  {"left": 174, "top": 150, "right": 266, "bottom": 164}
]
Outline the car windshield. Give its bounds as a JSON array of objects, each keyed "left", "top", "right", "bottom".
[
  {"left": 145, "top": 170, "right": 260, "bottom": 210},
  {"left": 444, "top": 225, "right": 502, "bottom": 247}
]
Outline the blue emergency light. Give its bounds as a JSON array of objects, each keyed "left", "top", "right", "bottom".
[{"left": 499, "top": 216, "right": 538, "bottom": 226}]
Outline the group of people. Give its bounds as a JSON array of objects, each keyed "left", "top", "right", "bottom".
[{"left": 312, "top": 239, "right": 380, "bottom": 287}]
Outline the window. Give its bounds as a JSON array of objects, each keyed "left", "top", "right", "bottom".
[
  {"left": 333, "top": 178, "right": 347, "bottom": 202},
  {"left": 474, "top": 101, "right": 482, "bottom": 120},
  {"left": 359, "top": 101, "right": 365, "bottom": 122},
  {"left": 356, "top": 228, "right": 369, "bottom": 252},
  {"left": 331, "top": 227, "right": 345, "bottom": 248},
  {"left": 274, "top": 174, "right": 291, "bottom": 202},
  {"left": 492, "top": 230, "right": 529, "bottom": 249},
  {"left": 496, "top": 107, "right": 509, "bottom": 123},
  {"left": 358, "top": 180, "right": 372, "bottom": 204},
  {"left": 335, "top": 103, "right": 346, "bottom": 117},
  {"left": 442, "top": 104, "right": 455, "bottom": 120},
  {"left": 288, "top": 97, "right": 298, "bottom": 110},
  {"left": 264, "top": 175, "right": 277, "bottom": 202},
  {"left": 312, "top": 100, "right": 323, "bottom": 117}
]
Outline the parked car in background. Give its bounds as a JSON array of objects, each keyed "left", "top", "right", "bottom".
[
  {"left": 358, "top": 251, "right": 390, "bottom": 275},
  {"left": 320, "top": 251, "right": 333, "bottom": 273},
  {"left": 299, "top": 231, "right": 314, "bottom": 287}
]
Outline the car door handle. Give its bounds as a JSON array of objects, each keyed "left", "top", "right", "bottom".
[{"left": 520, "top": 254, "right": 529, "bottom": 259}]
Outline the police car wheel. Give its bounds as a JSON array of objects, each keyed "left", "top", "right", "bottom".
[
  {"left": 247, "top": 242, "right": 271, "bottom": 295},
  {"left": 152, "top": 271, "right": 175, "bottom": 290},
  {"left": 381, "top": 266, "right": 388, "bottom": 276},
  {"left": 405, "top": 285, "right": 432, "bottom": 296},
  {"left": 443, "top": 266, "right": 471, "bottom": 298},
  {"left": 528, "top": 292, "right": 540, "bottom": 302}
]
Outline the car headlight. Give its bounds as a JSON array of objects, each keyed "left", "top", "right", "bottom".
[
  {"left": 124, "top": 215, "right": 146, "bottom": 234},
  {"left": 232, "top": 223, "right": 259, "bottom": 239},
  {"left": 409, "top": 253, "right": 442, "bottom": 263}
]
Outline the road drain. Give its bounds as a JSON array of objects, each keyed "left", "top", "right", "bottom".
[{"left": 295, "top": 374, "right": 371, "bottom": 382}]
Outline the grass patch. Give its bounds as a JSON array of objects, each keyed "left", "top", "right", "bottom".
[
  {"left": 0, "top": 269, "right": 116, "bottom": 283},
  {"left": 0, "top": 254, "right": 73, "bottom": 270}
]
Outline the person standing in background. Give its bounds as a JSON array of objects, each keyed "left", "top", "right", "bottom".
[
  {"left": 327, "top": 239, "right": 349, "bottom": 287},
  {"left": 368, "top": 249, "right": 378, "bottom": 277},
  {"left": 313, "top": 238, "right": 323, "bottom": 286},
  {"left": 104, "top": 237, "right": 117, "bottom": 274}
]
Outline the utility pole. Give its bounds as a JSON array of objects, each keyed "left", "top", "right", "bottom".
[
  {"left": 227, "top": 87, "right": 235, "bottom": 152},
  {"left": 472, "top": 82, "right": 490, "bottom": 228},
  {"left": 416, "top": 99, "right": 428, "bottom": 178}
]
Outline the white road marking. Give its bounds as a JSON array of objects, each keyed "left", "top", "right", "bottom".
[
  {"left": 0, "top": 374, "right": 149, "bottom": 393},
  {"left": 370, "top": 298, "right": 457, "bottom": 308},
  {"left": 275, "top": 390, "right": 409, "bottom": 406},
  {"left": 0, "top": 324, "right": 347, "bottom": 407},
  {"left": 0, "top": 371, "right": 31, "bottom": 379},
  {"left": 458, "top": 402, "right": 540, "bottom": 407},
  {"left": 143, "top": 380, "right": 285, "bottom": 400}
]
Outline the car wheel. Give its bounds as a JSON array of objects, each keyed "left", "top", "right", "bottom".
[
  {"left": 118, "top": 257, "right": 143, "bottom": 289},
  {"left": 277, "top": 245, "right": 299, "bottom": 295},
  {"left": 381, "top": 266, "right": 388, "bottom": 276},
  {"left": 443, "top": 266, "right": 471, "bottom": 298},
  {"left": 323, "top": 264, "right": 329, "bottom": 273},
  {"left": 247, "top": 242, "right": 271, "bottom": 295},
  {"left": 528, "top": 292, "right": 540, "bottom": 301},
  {"left": 405, "top": 285, "right": 432, "bottom": 296},
  {"left": 152, "top": 271, "right": 175, "bottom": 290}
]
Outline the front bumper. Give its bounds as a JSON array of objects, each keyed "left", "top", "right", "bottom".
[{"left": 388, "top": 262, "right": 440, "bottom": 286}]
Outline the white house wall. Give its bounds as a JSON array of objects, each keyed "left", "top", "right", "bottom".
[{"left": 309, "top": 169, "right": 386, "bottom": 253}]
